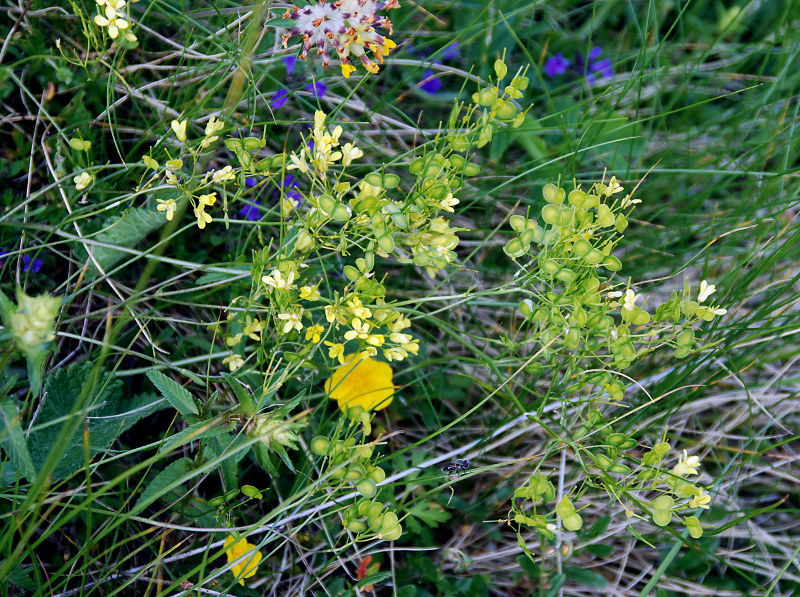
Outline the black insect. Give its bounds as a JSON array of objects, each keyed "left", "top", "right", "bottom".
[{"left": 441, "top": 459, "right": 471, "bottom": 475}]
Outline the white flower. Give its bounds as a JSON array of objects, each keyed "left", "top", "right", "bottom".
[
  {"left": 607, "top": 291, "right": 624, "bottom": 299},
  {"left": 262, "top": 269, "right": 295, "bottom": 291},
  {"left": 698, "top": 280, "right": 716, "bottom": 303},
  {"left": 287, "top": 150, "right": 310, "bottom": 174},
  {"left": 622, "top": 289, "right": 638, "bottom": 312},
  {"left": 277, "top": 310, "right": 303, "bottom": 333},
  {"left": 439, "top": 193, "right": 460, "bottom": 213},
  {"left": 709, "top": 306, "right": 727, "bottom": 316}
]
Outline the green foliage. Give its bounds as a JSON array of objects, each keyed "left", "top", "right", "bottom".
[
  {"left": 0, "top": 397, "right": 35, "bottom": 481},
  {"left": 146, "top": 369, "right": 199, "bottom": 417}
]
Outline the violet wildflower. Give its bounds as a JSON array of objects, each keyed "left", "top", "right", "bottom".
[
  {"left": 23, "top": 255, "right": 42, "bottom": 273},
  {"left": 585, "top": 47, "right": 613, "bottom": 83},
  {"left": 239, "top": 200, "right": 263, "bottom": 222},
  {"left": 271, "top": 89, "right": 290, "bottom": 110},
  {"left": 544, "top": 52, "right": 570, "bottom": 77},
  {"left": 410, "top": 41, "right": 460, "bottom": 94}
]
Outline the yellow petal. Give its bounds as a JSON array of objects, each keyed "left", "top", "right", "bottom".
[
  {"left": 341, "top": 63, "right": 357, "bottom": 78},
  {"left": 324, "top": 355, "right": 394, "bottom": 412}
]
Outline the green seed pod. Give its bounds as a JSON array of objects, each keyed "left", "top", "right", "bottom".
[
  {"left": 511, "top": 75, "right": 529, "bottom": 90},
  {"left": 241, "top": 485, "right": 262, "bottom": 499},
  {"left": 380, "top": 524, "right": 403, "bottom": 541},
  {"left": 463, "top": 163, "right": 481, "bottom": 176},
  {"left": 242, "top": 137, "right": 263, "bottom": 151},
  {"left": 602, "top": 256, "right": 622, "bottom": 271},
  {"left": 347, "top": 519, "right": 367, "bottom": 534},
  {"left": 555, "top": 268, "right": 576, "bottom": 284},
  {"left": 539, "top": 258, "right": 561, "bottom": 276},
  {"left": 496, "top": 102, "right": 518, "bottom": 120},
  {"left": 494, "top": 58, "right": 508, "bottom": 79},
  {"left": 572, "top": 238, "right": 592, "bottom": 257},
  {"left": 542, "top": 183, "right": 565, "bottom": 204},
  {"left": 345, "top": 463, "right": 367, "bottom": 482},
  {"left": 684, "top": 516, "right": 703, "bottom": 538},
  {"left": 369, "top": 466, "right": 386, "bottom": 483},
  {"left": 509, "top": 215, "right": 527, "bottom": 232},
  {"left": 503, "top": 238, "right": 527, "bottom": 258},
  {"left": 608, "top": 463, "right": 631, "bottom": 474},
  {"left": 597, "top": 204, "right": 615, "bottom": 227},
  {"left": 331, "top": 203, "right": 352, "bottom": 222},
  {"left": 409, "top": 157, "right": 424, "bottom": 174},
  {"left": 310, "top": 436, "right": 330, "bottom": 455},
  {"left": 676, "top": 329, "right": 695, "bottom": 347},
  {"left": 563, "top": 513, "right": 583, "bottom": 531},
  {"left": 449, "top": 154, "right": 465, "bottom": 168},
  {"left": 317, "top": 193, "right": 338, "bottom": 216},
  {"left": 584, "top": 248, "right": 604, "bottom": 265},
  {"left": 356, "top": 479, "right": 378, "bottom": 498},
  {"left": 564, "top": 327, "right": 580, "bottom": 347},
  {"left": 343, "top": 265, "right": 360, "bottom": 282},
  {"left": 541, "top": 204, "right": 563, "bottom": 225},
  {"left": 595, "top": 453, "right": 613, "bottom": 469},
  {"left": 615, "top": 213, "right": 628, "bottom": 233}
]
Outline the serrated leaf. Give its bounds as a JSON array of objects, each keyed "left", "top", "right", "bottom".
[
  {"left": 406, "top": 500, "right": 451, "bottom": 529},
  {"left": 28, "top": 362, "right": 125, "bottom": 481},
  {"left": 1, "top": 560, "right": 35, "bottom": 590},
  {"left": 146, "top": 370, "right": 198, "bottom": 416},
  {"left": 76, "top": 207, "right": 167, "bottom": 275},
  {"left": 133, "top": 457, "right": 192, "bottom": 514},
  {"left": 0, "top": 397, "right": 35, "bottom": 482}
]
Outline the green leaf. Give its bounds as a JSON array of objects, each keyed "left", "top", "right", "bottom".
[
  {"left": 27, "top": 362, "right": 125, "bottom": 481},
  {"left": 1, "top": 560, "right": 35, "bottom": 590},
  {"left": 133, "top": 457, "right": 192, "bottom": 514},
  {"left": 75, "top": 206, "right": 168, "bottom": 275},
  {"left": 146, "top": 370, "right": 199, "bottom": 416},
  {"left": 356, "top": 571, "right": 393, "bottom": 589},
  {"left": 563, "top": 566, "right": 608, "bottom": 587},
  {"left": 0, "top": 397, "right": 35, "bottom": 482},
  {"left": 516, "top": 554, "right": 540, "bottom": 580},
  {"left": 405, "top": 500, "right": 451, "bottom": 529}
]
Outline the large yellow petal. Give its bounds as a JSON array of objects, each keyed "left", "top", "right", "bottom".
[{"left": 324, "top": 354, "right": 393, "bottom": 412}]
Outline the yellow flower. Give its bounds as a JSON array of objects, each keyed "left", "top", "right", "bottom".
[
  {"left": 689, "top": 491, "right": 711, "bottom": 510},
  {"left": 198, "top": 192, "right": 217, "bottom": 207},
  {"left": 211, "top": 166, "right": 235, "bottom": 184},
  {"left": 341, "top": 63, "right": 357, "bottom": 78},
  {"left": 74, "top": 172, "right": 92, "bottom": 191},
  {"left": 171, "top": 119, "right": 187, "bottom": 142},
  {"left": 156, "top": 198, "right": 177, "bottom": 221},
  {"left": 222, "top": 354, "right": 245, "bottom": 372},
  {"left": 324, "top": 354, "right": 394, "bottom": 413},
  {"left": 305, "top": 324, "right": 324, "bottom": 343},
  {"left": 325, "top": 341, "right": 345, "bottom": 363},
  {"left": 194, "top": 205, "right": 212, "bottom": 229},
  {"left": 299, "top": 285, "right": 321, "bottom": 301},
  {"left": 223, "top": 535, "right": 262, "bottom": 586}
]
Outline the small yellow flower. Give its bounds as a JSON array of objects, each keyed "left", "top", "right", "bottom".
[
  {"left": 223, "top": 535, "right": 262, "bottom": 586},
  {"left": 222, "top": 354, "right": 245, "bottom": 372},
  {"left": 194, "top": 205, "right": 212, "bottom": 229},
  {"left": 347, "top": 298, "right": 372, "bottom": 320},
  {"left": 324, "top": 354, "right": 394, "bottom": 413},
  {"left": 166, "top": 159, "right": 183, "bottom": 171},
  {"left": 299, "top": 285, "right": 321, "bottom": 301},
  {"left": 341, "top": 142, "right": 363, "bottom": 167},
  {"left": 74, "top": 172, "right": 92, "bottom": 191},
  {"left": 344, "top": 318, "right": 370, "bottom": 341},
  {"left": 156, "top": 198, "right": 177, "bottom": 221},
  {"left": 211, "top": 166, "right": 235, "bottom": 184},
  {"left": 198, "top": 192, "right": 217, "bottom": 207},
  {"left": 171, "top": 119, "right": 187, "bottom": 142},
  {"left": 243, "top": 316, "right": 264, "bottom": 341},
  {"left": 305, "top": 324, "right": 324, "bottom": 343},
  {"left": 341, "top": 63, "right": 357, "bottom": 78},
  {"left": 325, "top": 341, "right": 345, "bottom": 363},
  {"left": 672, "top": 450, "right": 701, "bottom": 478},
  {"left": 689, "top": 491, "right": 711, "bottom": 510},
  {"left": 165, "top": 170, "right": 179, "bottom": 185}
]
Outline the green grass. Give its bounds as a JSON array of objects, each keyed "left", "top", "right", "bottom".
[{"left": 1, "top": 0, "right": 799, "bottom": 595}]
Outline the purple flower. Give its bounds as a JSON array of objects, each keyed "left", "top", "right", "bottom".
[
  {"left": 23, "top": 255, "right": 42, "bottom": 273},
  {"left": 283, "top": 55, "right": 297, "bottom": 76},
  {"left": 586, "top": 47, "right": 613, "bottom": 83},
  {"left": 544, "top": 52, "right": 570, "bottom": 77},
  {"left": 271, "top": 88, "right": 290, "bottom": 110},
  {"left": 238, "top": 200, "right": 262, "bottom": 221},
  {"left": 419, "top": 69, "right": 443, "bottom": 94},
  {"left": 304, "top": 80, "right": 327, "bottom": 98},
  {"left": 245, "top": 177, "right": 259, "bottom": 188},
  {"left": 441, "top": 42, "right": 460, "bottom": 61}
]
